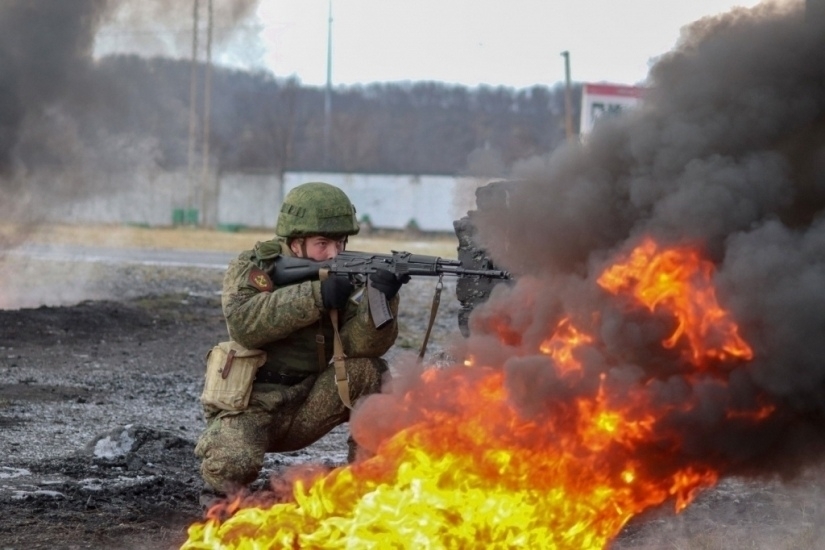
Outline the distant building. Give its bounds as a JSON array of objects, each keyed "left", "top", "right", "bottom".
[{"left": 579, "top": 83, "right": 645, "bottom": 138}]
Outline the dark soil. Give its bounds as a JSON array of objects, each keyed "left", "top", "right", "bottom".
[
  {"left": 0, "top": 258, "right": 463, "bottom": 550},
  {"left": 0, "top": 294, "right": 222, "bottom": 550},
  {"left": 1, "top": 261, "right": 824, "bottom": 549}
]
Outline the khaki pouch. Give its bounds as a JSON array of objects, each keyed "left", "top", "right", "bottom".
[{"left": 200, "top": 341, "right": 267, "bottom": 411}]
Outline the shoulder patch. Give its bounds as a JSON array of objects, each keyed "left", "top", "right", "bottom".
[{"left": 247, "top": 267, "right": 274, "bottom": 292}]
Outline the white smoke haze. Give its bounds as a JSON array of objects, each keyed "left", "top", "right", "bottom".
[
  {"left": 94, "top": 0, "right": 263, "bottom": 67},
  {"left": 0, "top": 0, "right": 261, "bottom": 235}
]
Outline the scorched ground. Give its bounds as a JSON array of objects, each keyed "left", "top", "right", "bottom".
[{"left": 1, "top": 254, "right": 824, "bottom": 549}]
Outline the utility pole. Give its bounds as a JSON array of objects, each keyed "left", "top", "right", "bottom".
[
  {"left": 200, "top": 0, "right": 214, "bottom": 226},
  {"left": 561, "top": 50, "right": 574, "bottom": 140},
  {"left": 323, "top": 0, "right": 333, "bottom": 169},
  {"left": 186, "top": 0, "right": 200, "bottom": 224}
]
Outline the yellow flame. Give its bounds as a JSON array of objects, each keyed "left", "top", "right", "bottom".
[
  {"left": 184, "top": 431, "right": 715, "bottom": 550},
  {"left": 184, "top": 368, "right": 718, "bottom": 549}
]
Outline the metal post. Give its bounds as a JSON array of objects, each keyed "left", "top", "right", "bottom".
[
  {"left": 186, "top": 0, "right": 200, "bottom": 223},
  {"left": 200, "top": 0, "right": 214, "bottom": 227},
  {"left": 561, "top": 50, "right": 574, "bottom": 140},
  {"left": 323, "top": 0, "right": 333, "bottom": 168}
]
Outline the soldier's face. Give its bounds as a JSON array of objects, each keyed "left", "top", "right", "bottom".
[{"left": 291, "top": 235, "right": 346, "bottom": 261}]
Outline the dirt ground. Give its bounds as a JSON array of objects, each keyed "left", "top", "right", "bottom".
[
  {"left": 2, "top": 227, "right": 825, "bottom": 549},
  {"left": 0, "top": 228, "right": 466, "bottom": 550}
]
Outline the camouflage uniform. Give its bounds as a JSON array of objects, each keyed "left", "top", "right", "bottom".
[{"left": 195, "top": 182, "right": 399, "bottom": 493}]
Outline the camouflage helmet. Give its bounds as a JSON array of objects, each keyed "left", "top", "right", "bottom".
[{"left": 276, "top": 181, "right": 360, "bottom": 238}]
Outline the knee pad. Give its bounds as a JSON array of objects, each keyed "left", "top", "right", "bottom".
[{"left": 195, "top": 414, "right": 267, "bottom": 492}]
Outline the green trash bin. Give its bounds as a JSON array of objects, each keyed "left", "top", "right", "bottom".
[
  {"left": 217, "top": 224, "right": 244, "bottom": 233},
  {"left": 172, "top": 208, "right": 185, "bottom": 226},
  {"left": 185, "top": 209, "right": 199, "bottom": 225}
]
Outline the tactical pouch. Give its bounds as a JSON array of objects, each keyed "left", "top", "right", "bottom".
[{"left": 200, "top": 341, "right": 267, "bottom": 411}]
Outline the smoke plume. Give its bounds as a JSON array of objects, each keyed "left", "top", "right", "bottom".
[
  {"left": 353, "top": 0, "right": 825, "bottom": 488},
  {"left": 0, "top": 0, "right": 259, "bottom": 225},
  {"left": 0, "top": 1, "right": 113, "bottom": 173},
  {"left": 478, "top": 0, "right": 825, "bottom": 477}
]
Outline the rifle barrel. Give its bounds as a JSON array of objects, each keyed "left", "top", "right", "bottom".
[{"left": 438, "top": 265, "right": 510, "bottom": 279}]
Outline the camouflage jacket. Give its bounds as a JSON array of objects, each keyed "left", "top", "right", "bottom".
[{"left": 221, "top": 238, "right": 399, "bottom": 376}]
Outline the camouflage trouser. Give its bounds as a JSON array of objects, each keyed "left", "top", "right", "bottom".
[{"left": 194, "top": 357, "right": 387, "bottom": 493}]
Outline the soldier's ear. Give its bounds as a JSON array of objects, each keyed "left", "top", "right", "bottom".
[{"left": 289, "top": 238, "right": 304, "bottom": 256}]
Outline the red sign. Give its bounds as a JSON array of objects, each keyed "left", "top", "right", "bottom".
[{"left": 580, "top": 83, "right": 645, "bottom": 137}]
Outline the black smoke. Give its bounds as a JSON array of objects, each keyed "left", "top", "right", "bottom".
[
  {"left": 0, "top": 0, "right": 260, "bottom": 175},
  {"left": 463, "top": 0, "right": 825, "bottom": 479},
  {"left": 0, "top": 0, "right": 113, "bottom": 173}
]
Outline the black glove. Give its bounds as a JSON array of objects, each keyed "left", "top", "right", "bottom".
[
  {"left": 321, "top": 276, "right": 354, "bottom": 310},
  {"left": 369, "top": 269, "right": 410, "bottom": 300}
]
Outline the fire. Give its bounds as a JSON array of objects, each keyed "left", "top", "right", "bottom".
[
  {"left": 183, "top": 237, "right": 766, "bottom": 550},
  {"left": 539, "top": 317, "right": 593, "bottom": 376},
  {"left": 597, "top": 237, "right": 753, "bottom": 365}
]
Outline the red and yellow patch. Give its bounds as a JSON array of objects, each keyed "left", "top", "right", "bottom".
[{"left": 247, "top": 267, "right": 274, "bottom": 292}]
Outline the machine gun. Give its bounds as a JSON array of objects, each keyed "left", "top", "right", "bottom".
[{"left": 272, "top": 250, "right": 510, "bottom": 329}]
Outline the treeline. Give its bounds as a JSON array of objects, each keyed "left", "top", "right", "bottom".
[{"left": 61, "top": 55, "right": 582, "bottom": 176}]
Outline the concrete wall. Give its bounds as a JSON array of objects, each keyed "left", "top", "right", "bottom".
[
  {"left": 217, "top": 172, "right": 282, "bottom": 228},
  {"left": 47, "top": 170, "right": 192, "bottom": 226},
  {"left": 283, "top": 172, "right": 485, "bottom": 232},
  {"left": 42, "top": 169, "right": 489, "bottom": 232}
]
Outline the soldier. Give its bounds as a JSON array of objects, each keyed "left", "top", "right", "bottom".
[{"left": 194, "top": 181, "right": 407, "bottom": 496}]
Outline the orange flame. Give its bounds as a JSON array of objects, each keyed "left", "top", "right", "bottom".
[
  {"left": 597, "top": 237, "right": 753, "bottom": 366},
  {"left": 540, "top": 317, "right": 593, "bottom": 376},
  {"left": 182, "top": 237, "right": 765, "bottom": 550}
]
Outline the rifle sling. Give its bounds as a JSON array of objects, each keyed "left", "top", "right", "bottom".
[
  {"left": 319, "top": 267, "right": 352, "bottom": 409},
  {"left": 418, "top": 275, "right": 443, "bottom": 360},
  {"left": 330, "top": 308, "right": 351, "bottom": 409}
]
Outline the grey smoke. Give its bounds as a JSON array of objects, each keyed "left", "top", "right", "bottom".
[
  {"left": 0, "top": 0, "right": 260, "bottom": 228},
  {"left": 0, "top": 0, "right": 113, "bottom": 173},
  {"left": 462, "top": 0, "right": 825, "bottom": 478},
  {"left": 0, "top": 0, "right": 259, "bottom": 174}
]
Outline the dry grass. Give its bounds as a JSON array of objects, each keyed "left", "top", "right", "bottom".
[{"left": 0, "top": 223, "right": 460, "bottom": 258}]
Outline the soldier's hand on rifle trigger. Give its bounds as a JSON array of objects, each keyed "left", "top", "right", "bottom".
[
  {"left": 369, "top": 269, "right": 410, "bottom": 300},
  {"left": 321, "top": 276, "right": 354, "bottom": 310}
]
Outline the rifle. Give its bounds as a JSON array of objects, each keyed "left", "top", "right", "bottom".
[{"left": 271, "top": 250, "right": 511, "bottom": 328}]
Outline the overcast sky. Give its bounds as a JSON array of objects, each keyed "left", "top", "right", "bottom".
[
  {"left": 252, "top": 0, "right": 767, "bottom": 88},
  {"left": 95, "top": 0, "right": 770, "bottom": 89}
]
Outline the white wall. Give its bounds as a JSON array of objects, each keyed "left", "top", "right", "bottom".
[
  {"left": 46, "top": 170, "right": 192, "bottom": 226},
  {"left": 283, "top": 172, "right": 483, "bottom": 232},
  {"left": 217, "top": 173, "right": 282, "bottom": 228},
  {"left": 39, "top": 170, "right": 487, "bottom": 232}
]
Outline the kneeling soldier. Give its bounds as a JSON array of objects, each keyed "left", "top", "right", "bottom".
[{"left": 195, "top": 181, "right": 406, "bottom": 495}]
